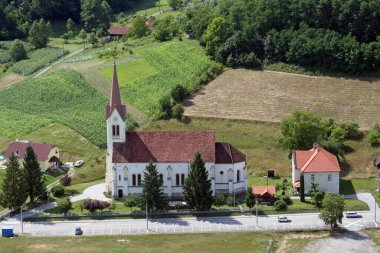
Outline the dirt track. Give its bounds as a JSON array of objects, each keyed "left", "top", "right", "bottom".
[{"left": 184, "top": 69, "right": 380, "bottom": 129}]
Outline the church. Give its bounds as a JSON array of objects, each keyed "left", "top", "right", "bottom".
[{"left": 105, "top": 64, "right": 248, "bottom": 199}]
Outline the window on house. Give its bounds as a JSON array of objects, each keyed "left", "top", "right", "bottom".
[
  {"left": 137, "top": 174, "right": 142, "bottom": 185},
  {"left": 132, "top": 174, "right": 136, "bottom": 186},
  {"left": 328, "top": 174, "right": 331, "bottom": 181},
  {"left": 237, "top": 170, "right": 240, "bottom": 182},
  {"left": 181, "top": 174, "right": 185, "bottom": 185},
  {"left": 311, "top": 175, "right": 315, "bottom": 181},
  {"left": 176, "top": 174, "right": 180, "bottom": 186}
]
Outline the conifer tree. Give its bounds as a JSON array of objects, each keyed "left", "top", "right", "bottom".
[
  {"left": 23, "top": 146, "right": 45, "bottom": 203},
  {"left": 0, "top": 154, "right": 27, "bottom": 209},
  {"left": 300, "top": 172, "right": 305, "bottom": 202},
  {"left": 183, "top": 152, "right": 213, "bottom": 211},
  {"left": 142, "top": 161, "right": 167, "bottom": 212}
]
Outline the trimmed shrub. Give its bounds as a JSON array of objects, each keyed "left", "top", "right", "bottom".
[
  {"left": 172, "top": 104, "right": 184, "bottom": 121},
  {"left": 274, "top": 199, "right": 287, "bottom": 211},
  {"left": 226, "top": 196, "right": 234, "bottom": 207},
  {"left": 158, "top": 96, "right": 173, "bottom": 120},
  {"left": 51, "top": 185, "right": 65, "bottom": 197},
  {"left": 171, "top": 85, "right": 189, "bottom": 103}
]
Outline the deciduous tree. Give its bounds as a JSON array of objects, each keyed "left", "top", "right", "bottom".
[
  {"left": 57, "top": 197, "right": 72, "bottom": 215},
  {"left": 183, "top": 152, "right": 213, "bottom": 211},
  {"left": 319, "top": 193, "right": 345, "bottom": 227},
  {"left": 124, "top": 196, "right": 137, "bottom": 211},
  {"left": 28, "top": 19, "right": 51, "bottom": 48},
  {"left": 80, "top": 0, "right": 111, "bottom": 33},
  {"left": 9, "top": 39, "right": 27, "bottom": 62},
  {"left": 130, "top": 15, "right": 149, "bottom": 38}
]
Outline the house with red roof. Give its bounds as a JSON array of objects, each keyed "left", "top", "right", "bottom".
[
  {"left": 105, "top": 64, "right": 247, "bottom": 199},
  {"left": 252, "top": 186, "right": 276, "bottom": 203},
  {"left": 3, "top": 141, "right": 60, "bottom": 172},
  {"left": 108, "top": 26, "right": 129, "bottom": 37},
  {"left": 292, "top": 144, "right": 341, "bottom": 194}
]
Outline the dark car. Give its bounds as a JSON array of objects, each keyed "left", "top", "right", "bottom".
[{"left": 75, "top": 227, "right": 83, "bottom": 235}]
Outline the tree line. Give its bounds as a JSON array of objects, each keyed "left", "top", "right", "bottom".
[
  {"left": 183, "top": 0, "right": 380, "bottom": 73},
  {"left": 0, "top": 0, "right": 141, "bottom": 40}
]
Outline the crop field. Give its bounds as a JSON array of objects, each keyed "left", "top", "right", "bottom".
[
  {"left": 102, "top": 42, "right": 219, "bottom": 116},
  {"left": 184, "top": 69, "right": 380, "bottom": 130},
  {"left": 12, "top": 47, "right": 68, "bottom": 75},
  {"left": 0, "top": 69, "right": 107, "bottom": 146}
]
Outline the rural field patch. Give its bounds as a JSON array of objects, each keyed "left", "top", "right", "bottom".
[{"left": 184, "top": 69, "right": 380, "bottom": 129}]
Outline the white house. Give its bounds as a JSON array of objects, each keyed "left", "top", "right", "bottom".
[
  {"left": 292, "top": 144, "right": 341, "bottom": 194},
  {"left": 105, "top": 64, "right": 248, "bottom": 199}
]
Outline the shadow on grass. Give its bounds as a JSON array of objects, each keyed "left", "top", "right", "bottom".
[
  {"left": 340, "top": 161, "right": 353, "bottom": 178},
  {"left": 340, "top": 179, "right": 356, "bottom": 195}
]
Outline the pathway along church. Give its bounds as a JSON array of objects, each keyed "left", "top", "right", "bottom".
[{"left": 105, "top": 64, "right": 248, "bottom": 199}]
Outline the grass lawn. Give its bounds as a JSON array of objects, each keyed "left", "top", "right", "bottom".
[
  {"left": 0, "top": 231, "right": 293, "bottom": 253},
  {"left": 65, "top": 179, "right": 105, "bottom": 196},
  {"left": 0, "top": 170, "right": 4, "bottom": 211},
  {"left": 340, "top": 178, "right": 380, "bottom": 206},
  {"left": 365, "top": 229, "right": 380, "bottom": 245}
]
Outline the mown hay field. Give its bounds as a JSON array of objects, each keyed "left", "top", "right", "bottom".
[{"left": 184, "top": 69, "right": 380, "bottom": 130}]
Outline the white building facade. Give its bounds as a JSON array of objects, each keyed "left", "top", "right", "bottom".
[
  {"left": 105, "top": 64, "right": 248, "bottom": 199},
  {"left": 292, "top": 145, "right": 341, "bottom": 194}
]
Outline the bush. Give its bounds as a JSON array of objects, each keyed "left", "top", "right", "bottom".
[
  {"left": 214, "top": 194, "right": 226, "bottom": 209},
  {"left": 60, "top": 175, "right": 71, "bottom": 186},
  {"left": 226, "top": 196, "right": 234, "bottom": 207},
  {"left": 51, "top": 185, "right": 65, "bottom": 197},
  {"left": 172, "top": 104, "right": 184, "bottom": 121},
  {"left": 339, "top": 122, "right": 360, "bottom": 139},
  {"left": 171, "top": 85, "right": 189, "bottom": 103},
  {"left": 158, "top": 96, "right": 173, "bottom": 120},
  {"left": 367, "top": 125, "right": 380, "bottom": 147},
  {"left": 279, "top": 195, "right": 292, "bottom": 205},
  {"left": 274, "top": 199, "right": 287, "bottom": 211},
  {"left": 10, "top": 39, "right": 27, "bottom": 62},
  {"left": 57, "top": 197, "right": 72, "bottom": 214}
]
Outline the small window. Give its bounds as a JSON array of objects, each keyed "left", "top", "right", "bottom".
[
  {"left": 176, "top": 174, "right": 180, "bottom": 186},
  {"left": 220, "top": 171, "right": 224, "bottom": 175},
  {"left": 311, "top": 175, "right": 315, "bottom": 181},
  {"left": 112, "top": 125, "right": 120, "bottom": 137},
  {"left": 132, "top": 174, "right": 136, "bottom": 186},
  {"left": 137, "top": 174, "right": 142, "bottom": 185},
  {"left": 328, "top": 174, "right": 332, "bottom": 181},
  {"left": 237, "top": 170, "right": 240, "bottom": 182},
  {"left": 181, "top": 174, "right": 185, "bottom": 185}
]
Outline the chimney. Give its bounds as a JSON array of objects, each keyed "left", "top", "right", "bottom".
[{"left": 313, "top": 143, "right": 320, "bottom": 151}]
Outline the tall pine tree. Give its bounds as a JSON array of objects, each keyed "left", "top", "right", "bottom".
[
  {"left": 23, "top": 146, "right": 45, "bottom": 204},
  {"left": 0, "top": 154, "right": 27, "bottom": 210},
  {"left": 183, "top": 152, "right": 213, "bottom": 211},
  {"left": 300, "top": 172, "right": 305, "bottom": 202},
  {"left": 142, "top": 161, "right": 167, "bottom": 212}
]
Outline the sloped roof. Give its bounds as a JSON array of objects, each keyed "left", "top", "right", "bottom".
[
  {"left": 215, "top": 142, "right": 246, "bottom": 164},
  {"left": 3, "top": 142, "right": 55, "bottom": 161},
  {"left": 113, "top": 131, "right": 216, "bottom": 163},
  {"left": 106, "top": 63, "right": 126, "bottom": 121},
  {"left": 252, "top": 186, "right": 276, "bottom": 196},
  {"left": 108, "top": 26, "right": 129, "bottom": 35},
  {"left": 294, "top": 147, "right": 341, "bottom": 173}
]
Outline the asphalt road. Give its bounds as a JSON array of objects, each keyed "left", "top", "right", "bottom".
[{"left": 2, "top": 212, "right": 378, "bottom": 237}]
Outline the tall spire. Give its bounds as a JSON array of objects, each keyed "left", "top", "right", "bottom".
[
  {"left": 110, "top": 61, "right": 122, "bottom": 107},
  {"left": 106, "top": 61, "right": 126, "bottom": 121}
]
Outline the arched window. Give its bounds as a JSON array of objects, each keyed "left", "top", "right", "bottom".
[
  {"left": 137, "top": 174, "right": 142, "bottom": 185},
  {"left": 118, "top": 175, "right": 121, "bottom": 181},
  {"left": 181, "top": 174, "right": 185, "bottom": 185},
  {"left": 237, "top": 170, "right": 240, "bottom": 182},
  {"left": 159, "top": 174, "right": 164, "bottom": 184},
  {"left": 132, "top": 174, "right": 136, "bottom": 186},
  {"left": 176, "top": 174, "right": 180, "bottom": 186},
  {"left": 112, "top": 125, "right": 120, "bottom": 137}
]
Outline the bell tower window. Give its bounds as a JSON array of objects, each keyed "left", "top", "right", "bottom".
[{"left": 112, "top": 125, "right": 120, "bottom": 138}]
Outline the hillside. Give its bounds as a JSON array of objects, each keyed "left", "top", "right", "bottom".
[{"left": 184, "top": 69, "right": 380, "bottom": 130}]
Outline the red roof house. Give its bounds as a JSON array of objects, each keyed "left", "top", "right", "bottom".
[
  {"left": 108, "top": 26, "right": 129, "bottom": 37},
  {"left": 146, "top": 18, "right": 154, "bottom": 29},
  {"left": 292, "top": 144, "right": 341, "bottom": 193},
  {"left": 252, "top": 186, "right": 276, "bottom": 203},
  {"left": 3, "top": 141, "right": 60, "bottom": 171}
]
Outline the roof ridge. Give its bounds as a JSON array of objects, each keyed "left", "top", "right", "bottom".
[
  {"left": 301, "top": 149, "right": 319, "bottom": 172},
  {"left": 227, "top": 143, "right": 233, "bottom": 164}
]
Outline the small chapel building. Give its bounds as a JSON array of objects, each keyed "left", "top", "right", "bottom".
[{"left": 105, "top": 64, "right": 248, "bottom": 199}]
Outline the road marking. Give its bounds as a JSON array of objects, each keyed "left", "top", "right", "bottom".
[{"left": 344, "top": 220, "right": 363, "bottom": 228}]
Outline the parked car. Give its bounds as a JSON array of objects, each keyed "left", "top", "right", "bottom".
[
  {"left": 75, "top": 227, "right": 83, "bottom": 236},
  {"left": 346, "top": 212, "right": 362, "bottom": 218},
  {"left": 278, "top": 216, "right": 291, "bottom": 223},
  {"left": 74, "top": 160, "right": 84, "bottom": 167}
]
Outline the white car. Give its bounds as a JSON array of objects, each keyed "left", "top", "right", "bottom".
[
  {"left": 74, "top": 160, "right": 84, "bottom": 167},
  {"left": 346, "top": 212, "right": 362, "bottom": 218},
  {"left": 278, "top": 216, "right": 291, "bottom": 223}
]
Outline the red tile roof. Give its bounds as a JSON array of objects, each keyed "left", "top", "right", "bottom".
[
  {"left": 3, "top": 142, "right": 55, "bottom": 161},
  {"left": 108, "top": 26, "right": 129, "bottom": 35},
  {"left": 252, "top": 186, "right": 276, "bottom": 196},
  {"left": 106, "top": 63, "right": 126, "bottom": 121},
  {"left": 113, "top": 131, "right": 216, "bottom": 163},
  {"left": 215, "top": 142, "right": 246, "bottom": 164},
  {"left": 146, "top": 19, "right": 154, "bottom": 28},
  {"left": 294, "top": 147, "right": 341, "bottom": 173}
]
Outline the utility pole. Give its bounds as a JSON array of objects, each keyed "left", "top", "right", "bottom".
[
  {"left": 146, "top": 202, "right": 149, "bottom": 232},
  {"left": 375, "top": 197, "right": 377, "bottom": 223},
  {"left": 256, "top": 202, "right": 258, "bottom": 227}
]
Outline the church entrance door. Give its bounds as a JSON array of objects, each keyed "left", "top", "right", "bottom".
[{"left": 118, "top": 189, "right": 123, "bottom": 198}]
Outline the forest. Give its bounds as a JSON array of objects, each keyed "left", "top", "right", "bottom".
[{"left": 185, "top": 0, "right": 380, "bottom": 73}]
